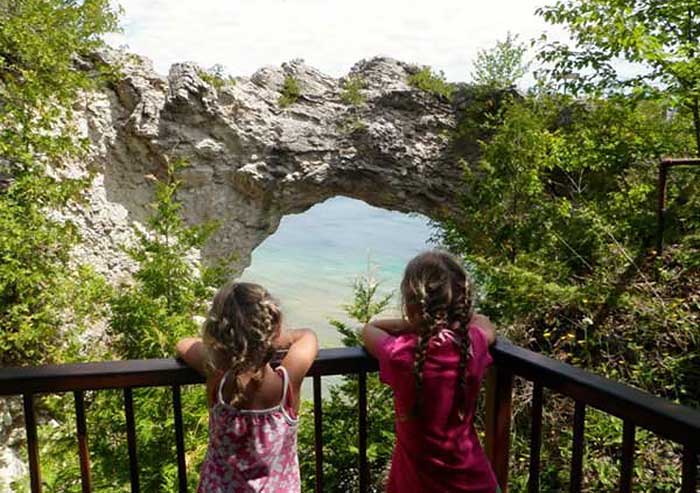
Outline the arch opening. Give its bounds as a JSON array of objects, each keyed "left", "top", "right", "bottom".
[{"left": 238, "top": 196, "right": 434, "bottom": 346}]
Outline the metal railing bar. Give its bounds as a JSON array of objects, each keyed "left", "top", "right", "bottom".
[
  {"left": 0, "top": 348, "right": 379, "bottom": 396},
  {"left": 619, "top": 421, "right": 635, "bottom": 493},
  {"left": 569, "top": 401, "right": 586, "bottom": 493},
  {"left": 171, "top": 385, "right": 187, "bottom": 493},
  {"left": 123, "top": 388, "right": 139, "bottom": 493},
  {"left": 73, "top": 391, "right": 92, "bottom": 493},
  {"left": 491, "top": 339, "right": 700, "bottom": 445},
  {"left": 681, "top": 446, "right": 698, "bottom": 493},
  {"left": 527, "top": 383, "right": 543, "bottom": 493},
  {"left": 312, "top": 374, "right": 324, "bottom": 493},
  {"left": 23, "top": 393, "right": 42, "bottom": 493},
  {"left": 358, "top": 370, "right": 368, "bottom": 492}
]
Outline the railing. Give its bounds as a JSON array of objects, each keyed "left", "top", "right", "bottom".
[
  {"left": 486, "top": 340, "right": 699, "bottom": 493},
  {"left": 0, "top": 341, "right": 698, "bottom": 493}
]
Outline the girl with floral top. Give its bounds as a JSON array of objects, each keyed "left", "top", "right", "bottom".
[{"left": 177, "top": 282, "right": 318, "bottom": 493}]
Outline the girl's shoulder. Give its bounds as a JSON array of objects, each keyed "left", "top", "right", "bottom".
[
  {"left": 378, "top": 324, "right": 491, "bottom": 366},
  {"left": 465, "top": 324, "right": 494, "bottom": 376}
]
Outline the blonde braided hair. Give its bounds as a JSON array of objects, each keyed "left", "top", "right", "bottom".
[
  {"left": 202, "top": 282, "right": 281, "bottom": 407},
  {"left": 400, "top": 251, "right": 475, "bottom": 419}
]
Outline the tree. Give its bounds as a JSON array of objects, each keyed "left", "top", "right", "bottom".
[
  {"left": 33, "top": 160, "right": 232, "bottom": 492},
  {"left": 108, "top": 158, "right": 231, "bottom": 359},
  {"left": 537, "top": 0, "right": 700, "bottom": 154},
  {"left": 0, "top": 0, "right": 120, "bottom": 365},
  {"left": 471, "top": 32, "right": 529, "bottom": 89}
]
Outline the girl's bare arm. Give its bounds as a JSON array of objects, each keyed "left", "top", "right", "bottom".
[
  {"left": 175, "top": 337, "right": 207, "bottom": 375},
  {"left": 361, "top": 323, "right": 391, "bottom": 359},
  {"left": 361, "top": 318, "right": 414, "bottom": 358},
  {"left": 279, "top": 329, "right": 319, "bottom": 409},
  {"left": 367, "top": 318, "right": 415, "bottom": 334}
]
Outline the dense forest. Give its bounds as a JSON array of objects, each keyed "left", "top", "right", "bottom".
[{"left": 1, "top": 0, "right": 698, "bottom": 491}]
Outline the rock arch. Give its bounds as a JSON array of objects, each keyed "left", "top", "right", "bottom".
[{"left": 75, "top": 52, "right": 478, "bottom": 276}]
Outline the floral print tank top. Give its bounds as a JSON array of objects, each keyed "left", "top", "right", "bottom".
[{"left": 197, "top": 366, "right": 301, "bottom": 493}]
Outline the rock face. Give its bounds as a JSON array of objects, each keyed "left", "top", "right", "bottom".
[{"left": 72, "top": 51, "right": 472, "bottom": 276}]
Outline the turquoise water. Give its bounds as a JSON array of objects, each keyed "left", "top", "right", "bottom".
[{"left": 238, "top": 196, "right": 435, "bottom": 347}]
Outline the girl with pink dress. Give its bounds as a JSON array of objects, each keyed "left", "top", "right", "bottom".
[
  {"left": 362, "top": 250, "right": 500, "bottom": 493},
  {"left": 177, "top": 282, "right": 318, "bottom": 493}
]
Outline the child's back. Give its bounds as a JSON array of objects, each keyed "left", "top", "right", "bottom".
[
  {"left": 362, "top": 250, "right": 499, "bottom": 493},
  {"left": 375, "top": 322, "right": 497, "bottom": 492},
  {"left": 176, "top": 282, "right": 318, "bottom": 493},
  {"left": 199, "top": 365, "right": 299, "bottom": 492}
]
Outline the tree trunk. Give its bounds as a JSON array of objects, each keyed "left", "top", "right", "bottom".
[{"left": 692, "top": 96, "right": 700, "bottom": 157}]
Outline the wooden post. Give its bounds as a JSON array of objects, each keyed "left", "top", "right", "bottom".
[
  {"left": 484, "top": 365, "right": 514, "bottom": 492},
  {"left": 656, "top": 158, "right": 700, "bottom": 255}
]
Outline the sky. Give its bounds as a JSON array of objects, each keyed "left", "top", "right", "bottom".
[{"left": 105, "top": 0, "right": 568, "bottom": 83}]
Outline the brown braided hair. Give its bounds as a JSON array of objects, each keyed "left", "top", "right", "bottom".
[
  {"left": 201, "top": 282, "right": 282, "bottom": 407},
  {"left": 400, "top": 250, "right": 475, "bottom": 419}
]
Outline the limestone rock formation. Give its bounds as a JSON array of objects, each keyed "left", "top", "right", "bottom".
[{"left": 70, "top": 50, "right": 469, "bottom": 277}]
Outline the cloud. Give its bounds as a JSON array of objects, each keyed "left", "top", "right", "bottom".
[{"left": 106, "top": 0, "right": 567, "bottom": 81}]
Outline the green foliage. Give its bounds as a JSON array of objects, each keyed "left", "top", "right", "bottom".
[
  {"left": 0, "top": 0, "right": 120, "bottom": 366},
  {"left": 536, "top": 0, "right": 700, "bottom": 153},
  {"left": 278, "top": 74, "right": 301, "bottom": 108},
  {"left": 447, "top": 95, "right": 692, "bottom": 274},
  {"left": 108, "top": 159, "right": 230, "bottom": 358},
  {"left": 34, "top": 159, "right": 232, "bottom": 492},
  {"left": 197, "top": 64, "right": 236, "bottom": 90},
  {"left": 471, "top": 32, "right": 529, "bottom": 89},
  {"left": 338, "top": 115, "right": 367, "bottom": 134},
  {"left": 407, "top": 66, "right": 454, "bottom": 99},
  {"left": 298, "top": 275, "right": 395, "bottom": 492},
  {"left": 0, "top": 0, "right": 120, "bottom": 169},
  {"left": 340, "top": 76, "right": 367, "bottom": 106},
  {"left": 441, "top": 59, "right": 698, "bottom": 492}
]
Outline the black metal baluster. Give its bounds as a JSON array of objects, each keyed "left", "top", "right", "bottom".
[
  {"left": 527, "top": 383, "right": 543, "bottom": 493},
  {"left": 74, "top": 391, "right": 92, "bottom": 493},
  {"left": 358, "top": 370, "right": 368, "bottom": 492},
  {"left": 313, "top": 374, "right": 323, "bottom": 493},
  {"left": 570, "top": 401, "right": 586, "bottom": 493},
  {"left": 23, "top": 393, "right": 42, "bottom": 493},
  {"left": 172, "top": 385, "right": 187, "bottom": 493},
  {"left": 619, "top": 421, "right": 635, "bottom": 493},
  {"left": 123, "top": 388, "right": 139, "bottom": 493},
  {"left": 681, "top": 446, "right": 698, "bottom": 493}
]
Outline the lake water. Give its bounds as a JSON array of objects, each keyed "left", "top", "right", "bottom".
[{"left": 238, "top": 196, "right": 435, "bottom": 347}]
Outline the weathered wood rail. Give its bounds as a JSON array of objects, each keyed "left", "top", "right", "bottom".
[{"left": 0, "top": 341, "right": 698, "bottom": 492}]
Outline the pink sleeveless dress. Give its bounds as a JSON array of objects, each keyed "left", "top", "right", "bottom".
[{"left": 197, "top": 366, "right": 301, "bottom": 493}]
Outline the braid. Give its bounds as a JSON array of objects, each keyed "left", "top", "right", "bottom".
[
  {"left": 412, "top": 292, "right": 434, "bottom": 416},
  {"left": 412, "top": 334, "right": 431, "bottom": 416},
  {"left": 411, "top": 288, "right": 449, "bottom": 416},
  {"left": 401, "top": 250, "right": 478, "bottom": 421},
  {"left": 202, "top": 282, "right": 282, "bottom": 407},
  {"left": 455, "top": 277, "right": 474, "bottom": 420}
]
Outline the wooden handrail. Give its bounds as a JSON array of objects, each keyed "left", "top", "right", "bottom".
[
  {"left": 2, "top": 343, "right": 697, "bottom": 441},
  {"left": 0, "top": 347, "right": 379, "bottom": 396},
  {"left": 490, "top": 339, "right": 700, "bottom": 446}
]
